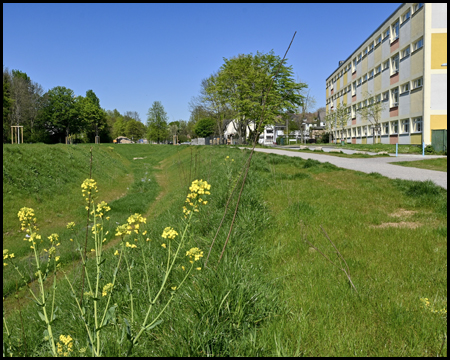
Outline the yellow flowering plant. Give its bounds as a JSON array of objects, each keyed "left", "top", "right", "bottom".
[
  {"left": 62, "top": 178, "right": 122, "bottom": 357},
  {"left": 5, "top": 208, "right": 61, "bottom": 356}
]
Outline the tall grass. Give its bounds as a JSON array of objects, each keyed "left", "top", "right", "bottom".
[{"left": 3, "top": 144, "right": 447, "bottom": 356}]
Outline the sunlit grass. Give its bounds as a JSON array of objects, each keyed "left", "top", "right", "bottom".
[
  {"left": 389, "top": 158, "right": 447, "bottom": 172},
  {"left": 3, "top": 144, "right": 447, "bottom": 357}
]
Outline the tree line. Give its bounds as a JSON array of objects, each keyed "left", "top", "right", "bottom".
[{"left": 4, "top": 50, "right": 323, "bottom": 144}]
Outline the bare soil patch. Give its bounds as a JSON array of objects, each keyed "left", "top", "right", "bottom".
[
  {"left": 370, "top": 221, "right": 421, "bottom": 229},
  {"left": 388, "top": 209, "right": 417, "bottom": 218}
]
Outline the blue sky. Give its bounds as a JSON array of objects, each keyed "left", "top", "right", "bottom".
[{"left": 3, "top": 3, "right": 401, "bottom": 123}]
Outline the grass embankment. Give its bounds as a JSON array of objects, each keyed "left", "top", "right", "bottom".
[
  {"left": 3, "top": 145, "right": 447, "bottom": 356},
  {"left": 2, "top": 143, "right": 181, "bottom": 296},
  {"left": 389, "top": 158, "right": 447, "bottom": 172}
]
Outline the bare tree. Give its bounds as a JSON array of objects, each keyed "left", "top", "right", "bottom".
[
  {"left": 296, "top": 78, "right": 316, "bottom": 143},
  {"left": 356, "top": 91, "right": 387, "bottom": 144},
  {"left": 335, "top": 102, "right": 351, "bottom": 144}
]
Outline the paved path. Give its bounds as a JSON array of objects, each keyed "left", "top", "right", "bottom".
[{"left": 245, "top": 147, "right": 447, "bottom": 190}]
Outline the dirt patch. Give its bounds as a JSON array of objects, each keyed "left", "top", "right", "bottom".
[
  {"left": 389, "top": 209, "right": 417, "bottom": 218},
  {"left": 370, "top": 221, "right": 421, "bottom": 229}
]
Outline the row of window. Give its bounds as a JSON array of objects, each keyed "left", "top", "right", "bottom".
[
  {"left": 327, "top": 37, "right": 423, "bottom": 94},
  {"left": 327, "top": 77, "right": 423, "bottom": 111},
  {"left": 335, "top": 117, "right": 422, "bottom": 137},
  {"left": 326, "top": 3, "right": 424, "bottom": 88}
]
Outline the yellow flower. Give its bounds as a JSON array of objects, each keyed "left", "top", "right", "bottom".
[
  {"left": 146, "top": 238, "right": 151, "bottom": 242},
  {"left": 226, "top": 156, "right": 229, "bottom": 159},
  {"left": 142, "top": 230, "right": 147, "bottom": 235},
  {"left": 91, "top": 249, "right": 95, "bottom": 252},
  {"left": 55, "top": 256, "right": 60, "bottom": 262},
  {"left": 102, "top": 283, "right": 114, "bottom": 296},
  {"left": 171, "top": 286, "right": 177, "bottom": 290},
  {"left": 70, "top": 238, "right": 73, "bottom": 242},
  {"left": 161, "top": 227, "right": 178, "bottom": 239},
  {"left": 186, "top": 247, "right": 204, "bottom": 261},
  {"left": 57, "top": 335, "right": 73, "bottom": 357},
  {"left": 114, "top": 250, "right": 119, "bottom": 256},
  {"left": 161, "top": 243, "right": 166, "bottom": 248},
  {"left": 182, "top": 266, "right": 185, "bottom": 271},
  {"left": 196, "top": 267, "right": 201, "bottom": 271},
  {"left": 66, "top": 222, "right": 75, "bottom": 230}
]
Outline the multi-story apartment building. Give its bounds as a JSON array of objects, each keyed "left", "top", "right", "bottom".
[{"left": 325, "top": 3, "right": 447, "bottom": 145}]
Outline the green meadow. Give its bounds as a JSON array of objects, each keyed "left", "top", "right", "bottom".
[{"left": 3, "top": 143, "right": 447, "bottom": 357}]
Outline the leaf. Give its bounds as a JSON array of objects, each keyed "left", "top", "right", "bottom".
[
  {"left": 38, "top": 311, "right": 46, "bottom": 322},
  {"left": 102, "top": 305, "right": 117, "bottom": 327},
  {"left": 123, "top": 318, "right": 132, "bottom": 341},
  {"left": 143, "top": 319, "right": 163, "bottom": 331}
]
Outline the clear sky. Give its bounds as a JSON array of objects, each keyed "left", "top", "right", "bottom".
[{"left": 3, "top": 3, "right": 401, "bottom": 124}]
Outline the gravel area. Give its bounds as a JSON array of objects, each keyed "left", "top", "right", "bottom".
[{"left": 245, "top": 147, "right": 447, "bottom": 190}]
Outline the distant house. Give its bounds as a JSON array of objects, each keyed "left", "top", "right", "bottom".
[
  {"left": 137, "top": 139, "right": 149, "bottom": 144},
  {"left": 113, "top": 136, "right": 133, "bottom": 144}
]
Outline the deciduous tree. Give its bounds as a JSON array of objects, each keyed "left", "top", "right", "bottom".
[{"left": 146, "top": 101, "right": 169, "bottom": 143}]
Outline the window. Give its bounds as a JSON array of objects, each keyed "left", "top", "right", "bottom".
[
  {"left": 413, "top": 38, "right": 423, "bottom": 51},
  {"left": 376, "top": 35, "right": 382, "bottom": 45},
  {"left": 401, "top": 82, "right": 410, "bottom": 93},
  {"left": 363, "top": 100, "right": 368, "bottom": 108},
  {"left": 391, "top": 20, "right": 399, "bottom": 41},
  {"left": 369, "top": 70, "right": 374, "bottom": 79},
  {"left": 382, "top": 91, "right": 389, "bottom": 101},
  {"left": 352, "top": 105, "right": 356, "bottom": 118},
  {"left": 357, "top": 102, "right": 361, "bottom": 110},
  {"left": 401, "top": 46, "right": 410, "bottom": 59},
  {"left": 368, "top": 97, "right": 374, "bottom": 106},
  {"left": 376, "top": 94, "right": 381, "bottom": 103},
  {"left": 391, "top": 54, "right": 399, "bottom": 74},
  {"left": 357, "top": 127, "right": 361, "bottom": 136},
  {"left": 357, "top": 78, "right": 362, "bottom": 86},
  {"left": 383, "top": 28, "right": 390, "bottom": 39},
  {"left": 352, "top": 58, "right": 357, "bottom": 72},
  {"left": 390, "top": 87, "right": 399, "bottom": 107},
  {"left": 358, "top": 53, "right": 362, "bottom": 62},
  {"left": 363, "top": 126, "right": 367, "bottom": 136},
  {"left": 376, "top": 64, "right": 382, "bottom": 74},
  {"left": 413, "top": 3, "right": 423, "bottom": 13},
  {"left": 352, "top": 82, "right": 356, "bottom": 95},
  {"left": 369, "top": 42, "right": 374, "bottom": 52},
  {"left": 352, "top": 128, "right": 356, "bottom": 137},
  {"left": 391, "top": 121, "right": 399, "bottom": 134},
  {"left": 383, "top": 122, "right": 389, "bottom": 135},
  {"left": 383, "top": 60, "right": 389, "bottom": 70},
  {"left": 412, "top": 117, "right": 422, "bottom": 132},
  {"left": 412, "top": 77, "right": 423, "bottom": 89},
  {"left": 363, "top": 74, "right": 368, "bottom": 82},
  {"left": 401, "top": 119, "right": 409, "bottom": 133},
  {"left": 363, "top": 48, "right": 368, "bottom": 57},
  {"left": 402, "top": 10, "right": 411, "bottom": 23}
]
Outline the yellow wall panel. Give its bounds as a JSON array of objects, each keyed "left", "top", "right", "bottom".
[
  {"left": 410, "top": 49, "right": 424, "bottom": 78},
  {"left": 343, "top": 72, "right": 348, "bottom": 85},
  {"left": 430, "top": 115, "right": 447, "bottom": 129},
  {"left": 362, "top": 138, "right": 367, "bottom": 144},
  {"left": 374, "top": 45, "right": 381, "bottom": 64},
  {"left": 361, "top": 56, "right": 368, "bottom": 74},
  {"left": 431, "top": 33, "right": 447, "bottom": 69},
  {"left": 411, "top": 9, "right": 424, "bottom": 39},
  {"left": 374, "top": 73, "right": 381, "bottom": 92},
  {"left": 410, "top": 133, "right": 422, "bottom": 144},
  {"left": 410, "top": 88, "right": 423, "bottom": 113}
]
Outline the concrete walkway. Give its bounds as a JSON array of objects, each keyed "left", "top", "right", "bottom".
[{"left": 245, "top": 147, "right": 447, "bottom": 190}]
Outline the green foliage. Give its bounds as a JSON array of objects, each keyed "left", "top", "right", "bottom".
[
  {"left": 194, "top": 117, "right": 216, "bottom": 137},
  {"left": 213, "top": 51, "right": 306, "bottom": 143},
  {"left": 39, "top": 86, "right": 81, "bottom": 142},
  {"left": 146, "top": 101, "right": 169, "bottom": 143}
]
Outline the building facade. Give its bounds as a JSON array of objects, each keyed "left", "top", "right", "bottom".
[{"left": 325, "top": 3, "right": 447, "bottom": 145}]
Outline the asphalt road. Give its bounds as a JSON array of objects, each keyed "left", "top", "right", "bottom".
[{"left": 245, "top": 147, "right": 447, "bottom": 190}]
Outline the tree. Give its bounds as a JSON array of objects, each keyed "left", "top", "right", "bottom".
[
  {"left": 214, "top": 51, "right": 306, "bottom": 144},
  {"left": 194, "top": 118, "right": 216, "bottom": 138},
  {"left": 335, "top": 102, "right": 351, "bottom": 143},
  {"left": 324, "top": 108, "right": 336, "bottom": 143},
  {"left": 356, "top": 91, "right": 387, "bottom": 144},
  {"left": 125, "top": 119, "right": 146, "bottom": 141},
  {"left": 296, "top": 84, "right": 317, "bottom": 143},
  {"left": 146, "top": 101, "right": 169, "bottom": 143},
  {"left": 40, "top": 86, "right": 81, "bottom": 143},
  {"left": 78, "top": 93, "right": 107, "bottom": 142}
]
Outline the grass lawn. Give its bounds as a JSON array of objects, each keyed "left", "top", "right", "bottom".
[
  {"left": 3, "top": 144, "right": 447, "bottom": 357},
  {"left": 389, "top": 158, "right": 447, "bottom": 172}
]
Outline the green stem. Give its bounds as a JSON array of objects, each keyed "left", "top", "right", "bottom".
[
  {"left": 140, "top": 246, "right": 152, "bottom": 301},
  {"left": 99, "top": 249, "right": 123, "bottom": 327},
  {"left": 63, "top": 272, "right": 98, "bottom": 357},
  {"left": 132, "top": 211, "right": 193, "bottom": 348},
  {"left": 123, "top": 251, "right": 134, "bottom": 323}
]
